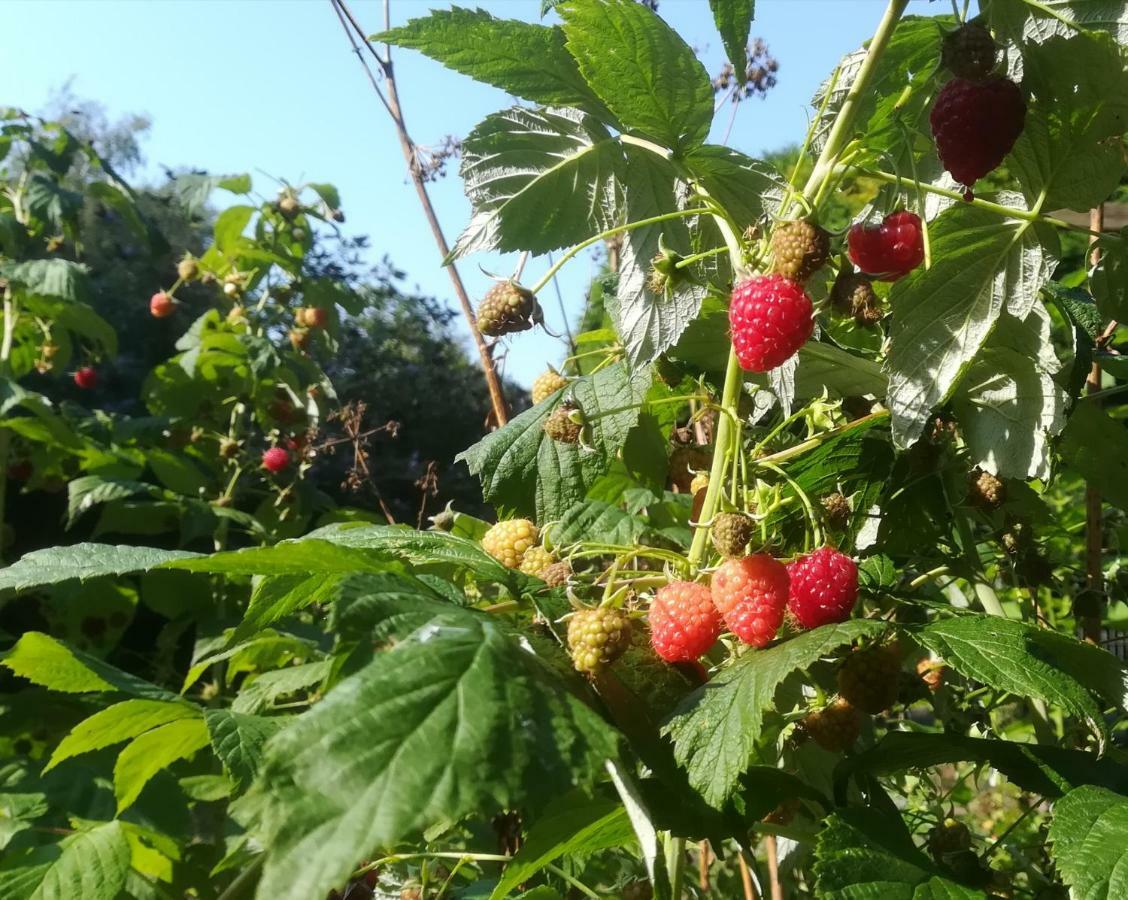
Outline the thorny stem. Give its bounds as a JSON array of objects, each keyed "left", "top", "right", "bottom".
[{"left": 330, "top": 0, "right": 510, "bottom": 426}]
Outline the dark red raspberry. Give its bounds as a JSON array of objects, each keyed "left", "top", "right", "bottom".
[
  {"left": 786, "top": 546, "right": 859, "bottom": 629},
  {"left": 930, "top": 76, "right": 1025, "bottom": 199},
  {"left": 847, "top": 211, "right": 924, "bottom": 281},
  {"left": 650, "top": 581, "right": 722, "bottom": 662},
  {"left": 711, "top": 555, "right": 789, "bottom": 647},
  {"left": 261, "top": 447, "right": 291, "bottom": 473},
  {"left": 729, "top": 275, "right": 813, "bottom": 372},
  {"left": 73, "top": 366, "right": 98, "bottom": 390}
]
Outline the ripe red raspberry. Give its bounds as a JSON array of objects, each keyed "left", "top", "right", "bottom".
[
  {"left": 73, "top": 366, "right": 98, "bottom": 390},
  {"left": 729, "top": 275, "right": 813, "bottom": 372},
  {"left": 650, "top": 581, "right": 722, "bottom": 662},
  {"left": 930, "top": 76, "right": 1025, "bottom": 198},
  {"left": 711, "top": 555, "right": 789, "bottom": 647},
  {"left": 150, "top": 291, "right": 175, "bottom": 318},
  {"left": 847, "top": 211, "right": 924, "bottom": 281},
  {"left": 261, "top": 447, "right": 291, "bottom": 473},
  {"left": 786, "top": 546, "right": 859, "bottom": 629}
]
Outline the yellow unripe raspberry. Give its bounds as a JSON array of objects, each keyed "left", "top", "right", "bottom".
[
  {"left": 690, "top": 472, "right": 709, "bottom": 495},
  {"left": 519, "top": 546, "right": 557, "bottom": 577},
  {"left": 531, "top": 369, "right": 569, "bottom": 404},
  {"left": 481, "top": 518, "right": 539, "bottom": 569}
]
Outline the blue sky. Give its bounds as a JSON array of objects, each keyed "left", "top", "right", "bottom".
[{"left": 3, "top": 0, "right": 945, "bottom": 388}]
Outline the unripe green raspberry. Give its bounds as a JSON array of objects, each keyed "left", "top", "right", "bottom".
[
  {"left": 567, "top": 606, "right": 632, "bottom": 674},
  {"left": 519, "top": 546, "right": 557, "bottom": 577},
  {"left": 544, "top": 403, "right": 583, "bottom": 444},
  {"left": 711, "top": 512, "right": 754, "bottom": 558},
  {"left": 801, "top": 697, "right": 862, "bottom": 752},
  {"left": 820, "top": 492, "right": 851, "bottom": 530},
  {"left": 540, "top": 560, "right": 573, "bottom": 587},
  {"left": 477, "top": 282, "right": 537, "bottom": 337},
  {"left": 531, "top": 368, "right": 568, "bottom": 404},
  {"left": 177, "top": 255, "right": 199, "bottom": 281},
  {"left": 942, "top": 23, "right": 997, "bottom": 80},
  {"left": 482, "top": 519, "right": 539, "bottom": 569},
  {"left": 771, "top": 219, "right": 831, "bottom": 283},
  {"left": 837, "top": 643, "right": 903, "bottom": 714}
]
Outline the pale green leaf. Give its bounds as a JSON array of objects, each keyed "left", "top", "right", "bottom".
[
  {"left": 0, "top": 821, "right": 131, "bottom": 900},
  {"left": 0, "top": 543, "right": 200, "bottom": 596},
  {"left": 114, "top": 717, "right": 211, "bottom": 812},
  {"left": 204, "top": 710, "right": 284, "bottom": 790},
  {"left": 46, "top": 699, "right": 198, "bottom": 772}
]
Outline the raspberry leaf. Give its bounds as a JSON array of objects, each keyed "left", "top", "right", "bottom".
[
  {"left": 0, "top": 543, "right": 200, "bottom": 597},
  {"left": 373, "top": 9, "right": 614, "bottom": 121},
  {"left": 951, "top": 305, "right": 1066, "bottom": 480},
  {"left": 838, "top": 732, "right": 1128, "bottom": 803},
  {"left": 886, "top": 203, "right": 1056, "bottom": 448},
  {"left": 1048, "top": 785, "right": 1128, "bottom": 900},
  {"left": 554, "top": 499, "right": 665, "bottom": 546},
  {"left": 813, "top": 808, "right": 989, "bottom": 900},
  {"left": 204, "top": 709, "right": 283, "bottom": 791},
  {"left": 457, "top": 361, "right": 651, "bottom": 521},
  {"left": 708, "top": 0, "right": 755, "bottom": 86},
  {"left": 45, "top": 699, "right": 198, "bottom": 773},
  {"left": 113, "top": 717, "right": 210, "bottom": 812},
  {"left": 912, "top": 615, "right": 1110, "bottom": 749},
  {"left": 249, "top": 608, "right": 619, "bottom": 900},
  {"left": 559, "top": 0, "right": 713, "bottom": 153},
  {"left": 453, "top": 106, "right": 625, "bottom": 258},
  {"left": 985, "top": 0, "right": 1128, "bottom": 46},
  {"left": 0, "top": 820, "right": 131, "bottom": 900},
  {"left": 1060, "top": 402, "right": 1128, "bottom": 512},
  {"left": 683, "top": 146, "right": 788, "bottom": 231},
  {"left": 1009, "top": 33, "right": 1128, "bottom": 211},
  {"left": 663, "top": 620, "right": 886, "bottom": 807}
]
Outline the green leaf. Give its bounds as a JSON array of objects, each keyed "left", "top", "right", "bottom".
[
  {"left": 490, "top": 792, "right": 634, "bottom": 899},
  {"left": 170, "top": 172, "right": 251, "bottom": 213},
  {"left": 813, "top": 808, "right": 987, "bottom": 899},
  {"left": 213, "top": 205, "right": 255, "bottom": 252},
  {"left": 1091, "top": 232, "right": 1128, "bottom": 323},
  {"left": 66, "top": 477, "right": 161, "bottom": 528},
  {"left": 1043, "top": 281, "right": 1103, "bottom": 341},
  {"left": 234, "top": 574, "right": 352, "bottom": 642},
  {"left": 1010, "top": 33, "right": 1128, "bottom": 211},
  {"left": 1060, "top": 402, "right": 1128, "bottom": 512},
  {"left": 250, "top": 608, "right": 618, "bottom": 900},
  {"left": 204, "top": 710, "right": 283, "bottom": 791},
  {"left": 708, "top": 0, "right": 755, "bottom": 82},
  {"left": 46, "top": 699, "right": 198, "bottom": 772},
  {"left": 328, "top": 572, "right": 463, "bottom": 641},
  {"left": 913, "top": 615, "right": 1108, "bottom": 748},
  {"left": 113, "top": 717, "right": 210, "bottom": 812},
  {"left": 163, "top": 539, "right": 395, "bottom": 577},
  {"left": 560, "top": 0, "right": 713, "bottom": 153},
  {"left": 664, "top": 620, "right": 886, "bottom": 807},
  {"left": 685, "top": 146, "right": 788, "bottom": 230},
  {"left": 838, "top": 732, "right": 1128, "bottom": 802},
  {"left": 887, "top": 203, "right": 1056, "bottom": 448},
  {"left": 1048, "top": 785, "right": 1128, "bottom": 900},
  {"left": 553, "top": 500, "right": 660, "bottom": 547},
  {"left": 0, "top": 543, "right": 200, "bottom": 596},
  {"left": 986, "top": 0, "right": 1128, "bottom": 44},
  {"left": 232, "top": 661, "right": 332, "bottom": 715},
  {"left": 453, "top": 106, "right": 624, "bottom": 258},
  {"left": 457, "top": 361, "right": 651, "bottom": 521},
  {"left": 951, "top": 305, "right": 1066, "bottom": 480},
  {"left": 1, "top": 258, "right": 88, "bottom": 302},
  {"left": 1, "top": 632, "right": 181, "bottom": 701},
  {"left": 374, "top": 9, "right": 611, "bottom": 120},
  {"left": 0, "top": 820, "right": 131, "bottom": 900},
  {"left": 86, "top": 182, "right": 149, "bottom": 245}
]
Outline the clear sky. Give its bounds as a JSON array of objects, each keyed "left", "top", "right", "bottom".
[{"left": 2, "top": 0, "right": 946, "bottom": 388}]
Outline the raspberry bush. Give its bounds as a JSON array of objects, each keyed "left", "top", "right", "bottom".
[{"left": 2, "top": 2, "right": 1127, "bottom": 899}]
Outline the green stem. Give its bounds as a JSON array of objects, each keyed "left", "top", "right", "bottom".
[
  {"left": 689, "top": 351, "right": 743, "bottom": 566},
  {"left": 863, "top": 168, "right": 1113, "bottom": 239},
  {"left": 546, "top": 863, "right": 601, "bottom": 899},
  {"left": 799, "top": 0, "right": 911, "bottom": 206},
  {"left": 216, "top": 856, "right": 265, "bottom": 900},
  {"left": 527, "top": 208, "right": 712, "bottom": 295},
  {"left": 664, "top": 835, "right": 686, "bottom": 899}
]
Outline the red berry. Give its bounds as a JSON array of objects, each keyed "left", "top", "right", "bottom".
[
  {"left": 786, "top": 546, "right": 859, "bottom": 629},
  {"left": 847, "top": 211, "right": 924, "bottom": 281},
  {"left": 74, "top": 367, "right": 98, "bottom": 390},
  {"left": 930, "top": 76, "right": 1025, "bottom": 198},
  {"left": 650, "top": 581, "right": 722, "bottom": 662},
  {"left": 261, "top": 447, "right": 291, "bottom": 473},
  {"left": 711, "top": 555, "right": 789, "bottom": 648},
  {"left": 149, "top": 291, "right": 175, "bottom": 318},
  {"left": 305, "top": 307, "right": 329, "bottom": 329},
  {"left": 729, "top": 275, "right": 813, "bottom": 372}
]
